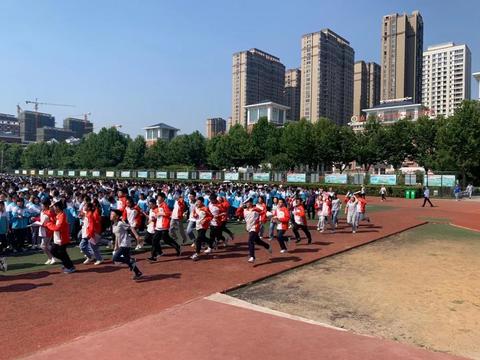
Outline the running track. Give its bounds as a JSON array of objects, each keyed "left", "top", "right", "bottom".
[{"left": 1, "top": 197, "right": 478, "bottom": 360}]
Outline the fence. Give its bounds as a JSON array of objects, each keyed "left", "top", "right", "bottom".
[{"left": 11, "top": 169, "right": 457, "bottom": 189}]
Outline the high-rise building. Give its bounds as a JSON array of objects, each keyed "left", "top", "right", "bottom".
[
  {"left": 284, "top": 68, "right": 301, "bottom": 121},
  {"left": 36, "top": 127, "right": 74, "bottom": 142},
  {"left": 381, "top": 11, "right": 424, "bottom": 103},
  {"left": 422, "top": 43, "right": 471, "bottom": 117},
  {"left": 63, "top": 117, "right": 93, "bottom": 138},
  {"left": 206, "top": 118, "right": 226, "bottom": 139},
  {"left": 353, "top": 61, "right": 381, "bottom": 120},
  {"left": 18, "top": 110, "right": 55, "bottom": 142},
  {"left": 0, "top": 113, "right": 19, "bottom": 136},
  {"left": 300, "top": 29, "right": 354, "bottom": 125},
  {"left": 231, "top": 48, "right": 286, "bottom": 127}
]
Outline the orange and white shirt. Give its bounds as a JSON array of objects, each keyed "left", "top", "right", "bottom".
[
  {"left": 194, "top": 206, "right": 213, "bottom": 231},
  {"left": 293, "top": 204, "right": 307, "bottom": 225},
  {"left": 155, "top": 202, "right": 171, "bottom": 231},
  {"left": 243, "top": 207, "right": 261, "bottom": 233},
  {"left": 274, "top": 207, "right": 290, "bottom": 231}
]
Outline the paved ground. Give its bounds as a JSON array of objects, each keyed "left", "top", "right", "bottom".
[
  {"left": 230, "top": 223, "right": 480, "bottom": 359},
  {"left": 20, "top": 295, "right": 466, "bottom": 360},
  {"left": 1, "top": 197, "right": 478, "bottom": 360}
]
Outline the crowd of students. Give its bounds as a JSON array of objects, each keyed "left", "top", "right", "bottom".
[{"left": 0, "top": 176, "right": 372, "bottom": 279}]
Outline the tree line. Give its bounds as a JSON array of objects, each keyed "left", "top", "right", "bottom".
[{"left": 2, "top": 100, "right": 479, "bottom": 184}]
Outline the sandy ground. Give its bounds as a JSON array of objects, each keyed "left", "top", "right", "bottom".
[{"left": 230, "top": 224, "right": 480, "bottom": 360}]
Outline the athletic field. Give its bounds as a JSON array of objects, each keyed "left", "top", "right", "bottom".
[{"left": 1, "top": 197, "right": 478, "bottom": 360}]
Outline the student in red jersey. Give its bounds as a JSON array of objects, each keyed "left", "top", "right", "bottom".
[
  {"left": 208, "top": 195, "right": 222, "bottom": 249},
  {"left": 271, "top": 198, "right": 290, "bottom": 253},
  {"left": 37, "top": 198, "right": 55, "bottom": 265},
  {"left": 190, "top": 196, "right": 214, "bottom": 261},
  {"left": 256, "top": 196, "right": 268, "bottom": 238},
  {"left": 218, "top": 196, "right": 234, "bottom": 244},
  {"left": 356, "top": 193, "right": 370, "bottom": 223},
  {"left": 169, "top": 194, "right": 188, "bottom": 244},
  {"left": 292, "top": 197, "right": 312, "bottom": 244},
  {"left": 125, "top": 197, "right": 144, "bottom": 250},
  {"left": 243, "top": 198, "right": 272, "bottom": 263},
  {"left": 80, "top": 202, "right": 103, "bottom": 265},
  {"left": 148, "top": 192, "right": 181, "bottom": 262},
  {"left": 45, "top": 201, "right": 76, "bottom": 274},
  {"left": 117, "top": 189, "right": 128, "bottom": 217}
]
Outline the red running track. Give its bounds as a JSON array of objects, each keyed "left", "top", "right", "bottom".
[{"left": 1, "top": 197, "right": 478, "bottom": 359}]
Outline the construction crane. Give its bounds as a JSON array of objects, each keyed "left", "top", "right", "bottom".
[
  {"left": 23, "top": 98, "right": 76, "bottom": 137},
  {"left": 25, "top": 98, "right": 75, "bottom": 112}
]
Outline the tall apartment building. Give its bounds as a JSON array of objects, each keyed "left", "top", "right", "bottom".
[
  {"left": 300, "top": 29, "right": 354, "bottom": 125},
  {"left": 63, "top": 117, "right": 93, "bottom": 138},
  {"left": 284, "top": 68, "right": 301, "bottom": 121},
  {"left": 0, "top": 113, "right": 19, "bottom": 135},
  {"left": 381, "top": 11, "right": 424, "bottom": 103},
  {"left": 206, "top": 117, "right": 226, "bottom": 139},
  {"left": 231, "top": 48, "right": 286, "bottom": 127},
  {"left": 422, "top": 43, "right": 471, "bottom": 117},
  {"left": 353, "top": 61, "right": 381, "bottom": 119},
  {"left": 18, "top": 110, "right": 55, "bottom": 142}
]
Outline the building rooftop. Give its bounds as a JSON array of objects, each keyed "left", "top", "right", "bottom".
[
  {"left": 232, "top": 48, "right": 281, "bottom": 62},
  {"left": 244, "top": 101, "right": 290, "bottom": 110},
  {"left": 143, "top": 122, "right": 179, "bottom": 131}
]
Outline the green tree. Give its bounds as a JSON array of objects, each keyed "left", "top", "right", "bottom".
[
  {"left": 331, "top": 126, "right": 356, "bottom": 173},
  {"left": 382, "top": 119, "right": 415, "bottom": 169},
  {"left": 436, "top": 100, "right": 480, "bottom": 185},
  {"left": 354, "top": 117, "right": 386, "bottom": 171},
  {"left": 144, "top": 139, "right": 169, "bottom": 168},
  {"left": 411, "top": 116, "right": 439, "bottom": 172},
  {"left": 250, "top": 117, "right": 277, "bottom": 167},
  {"left": 281, "top": 119, "right": 314, "bottom": 169},
  {"left": 0, "top": 142, "right": 23, "bottom": 170},
  {"left": 122, "top": 136, "right": 146, "bottom": 169},
  {"left": 75, "top": 127, "right": 129, "bottom": 169}
]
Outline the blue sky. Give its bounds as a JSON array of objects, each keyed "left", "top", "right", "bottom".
[{"left": 0, "top": 0, "right": 479, "bottom": 137}]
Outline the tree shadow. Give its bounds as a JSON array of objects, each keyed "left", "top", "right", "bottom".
[
  {"left": 135, "top": 272, "right": 181, "bottom": 283},
  {"left": 253, "top": 256, "right": 301, "bottom": 268},
  {"left": 313, "top": 241, "right": 333, "bottom": 246},
  {"left": 76, "top": 265, "right": 123, "bottom": 274},
  {"left": 0, "top": 270, "right": 51, "bottom": 282},
  {"left": 0, "top": 282, "right": 52, "bottom": 292},
  {"left": 290, "top": 248, "right": 319, "bottom": 253}
]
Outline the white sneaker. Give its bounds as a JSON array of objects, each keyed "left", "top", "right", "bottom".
[
  {"left": 316, "top": 227, "right": 320, "bottom": 231},
  {"left": 190, "top": 253, "right": 199, "bottom": 261},
  {"left": 248, "top": 257, "right": 255, "bottom": 263},
  {"left": 44, "top": 259, "right": 52, "bottom": 265},
  {"left": 50, "top": 258, "right": 58, "bottom": 265},
  {"left": 83, "top": 258, "right": 93, "bottom": 265},
  {"left": 352, "top": 230, "right": 356, "bottom": 234},
  {"left": 203, "top": 247, "right": 213, "bottom": 254},
  {"left": 0, "top": 257, "right": 7, "bottom": 272},
  {"left": 280, "top": 249, "right": 287, "bottom": 254},
  {"left": 94, "top": 260, "right": 103, "bottom": 265},
  {"left": 190, "top": 242, "right": 196, "bottom": 248}
]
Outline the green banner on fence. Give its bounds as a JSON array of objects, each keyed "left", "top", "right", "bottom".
[
  {"left": 325, "top": 174, "right": 347, "bottom": 184},
  {"left": 287, "top": 173, "right": 306, "bottom": 183},
  {"left": 253, "top": 173, "right": 270, "bottom": 182},
  {"left": 370, "top": 175, "right": 397, "bottom": 185}
]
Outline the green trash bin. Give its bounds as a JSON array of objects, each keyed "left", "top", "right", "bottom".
[
  {"left": 410, "top": 189, "right": 415, "bottom": 199},
  {"left": 405, "top": 190, "right": 410, "bottom": 199}
]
